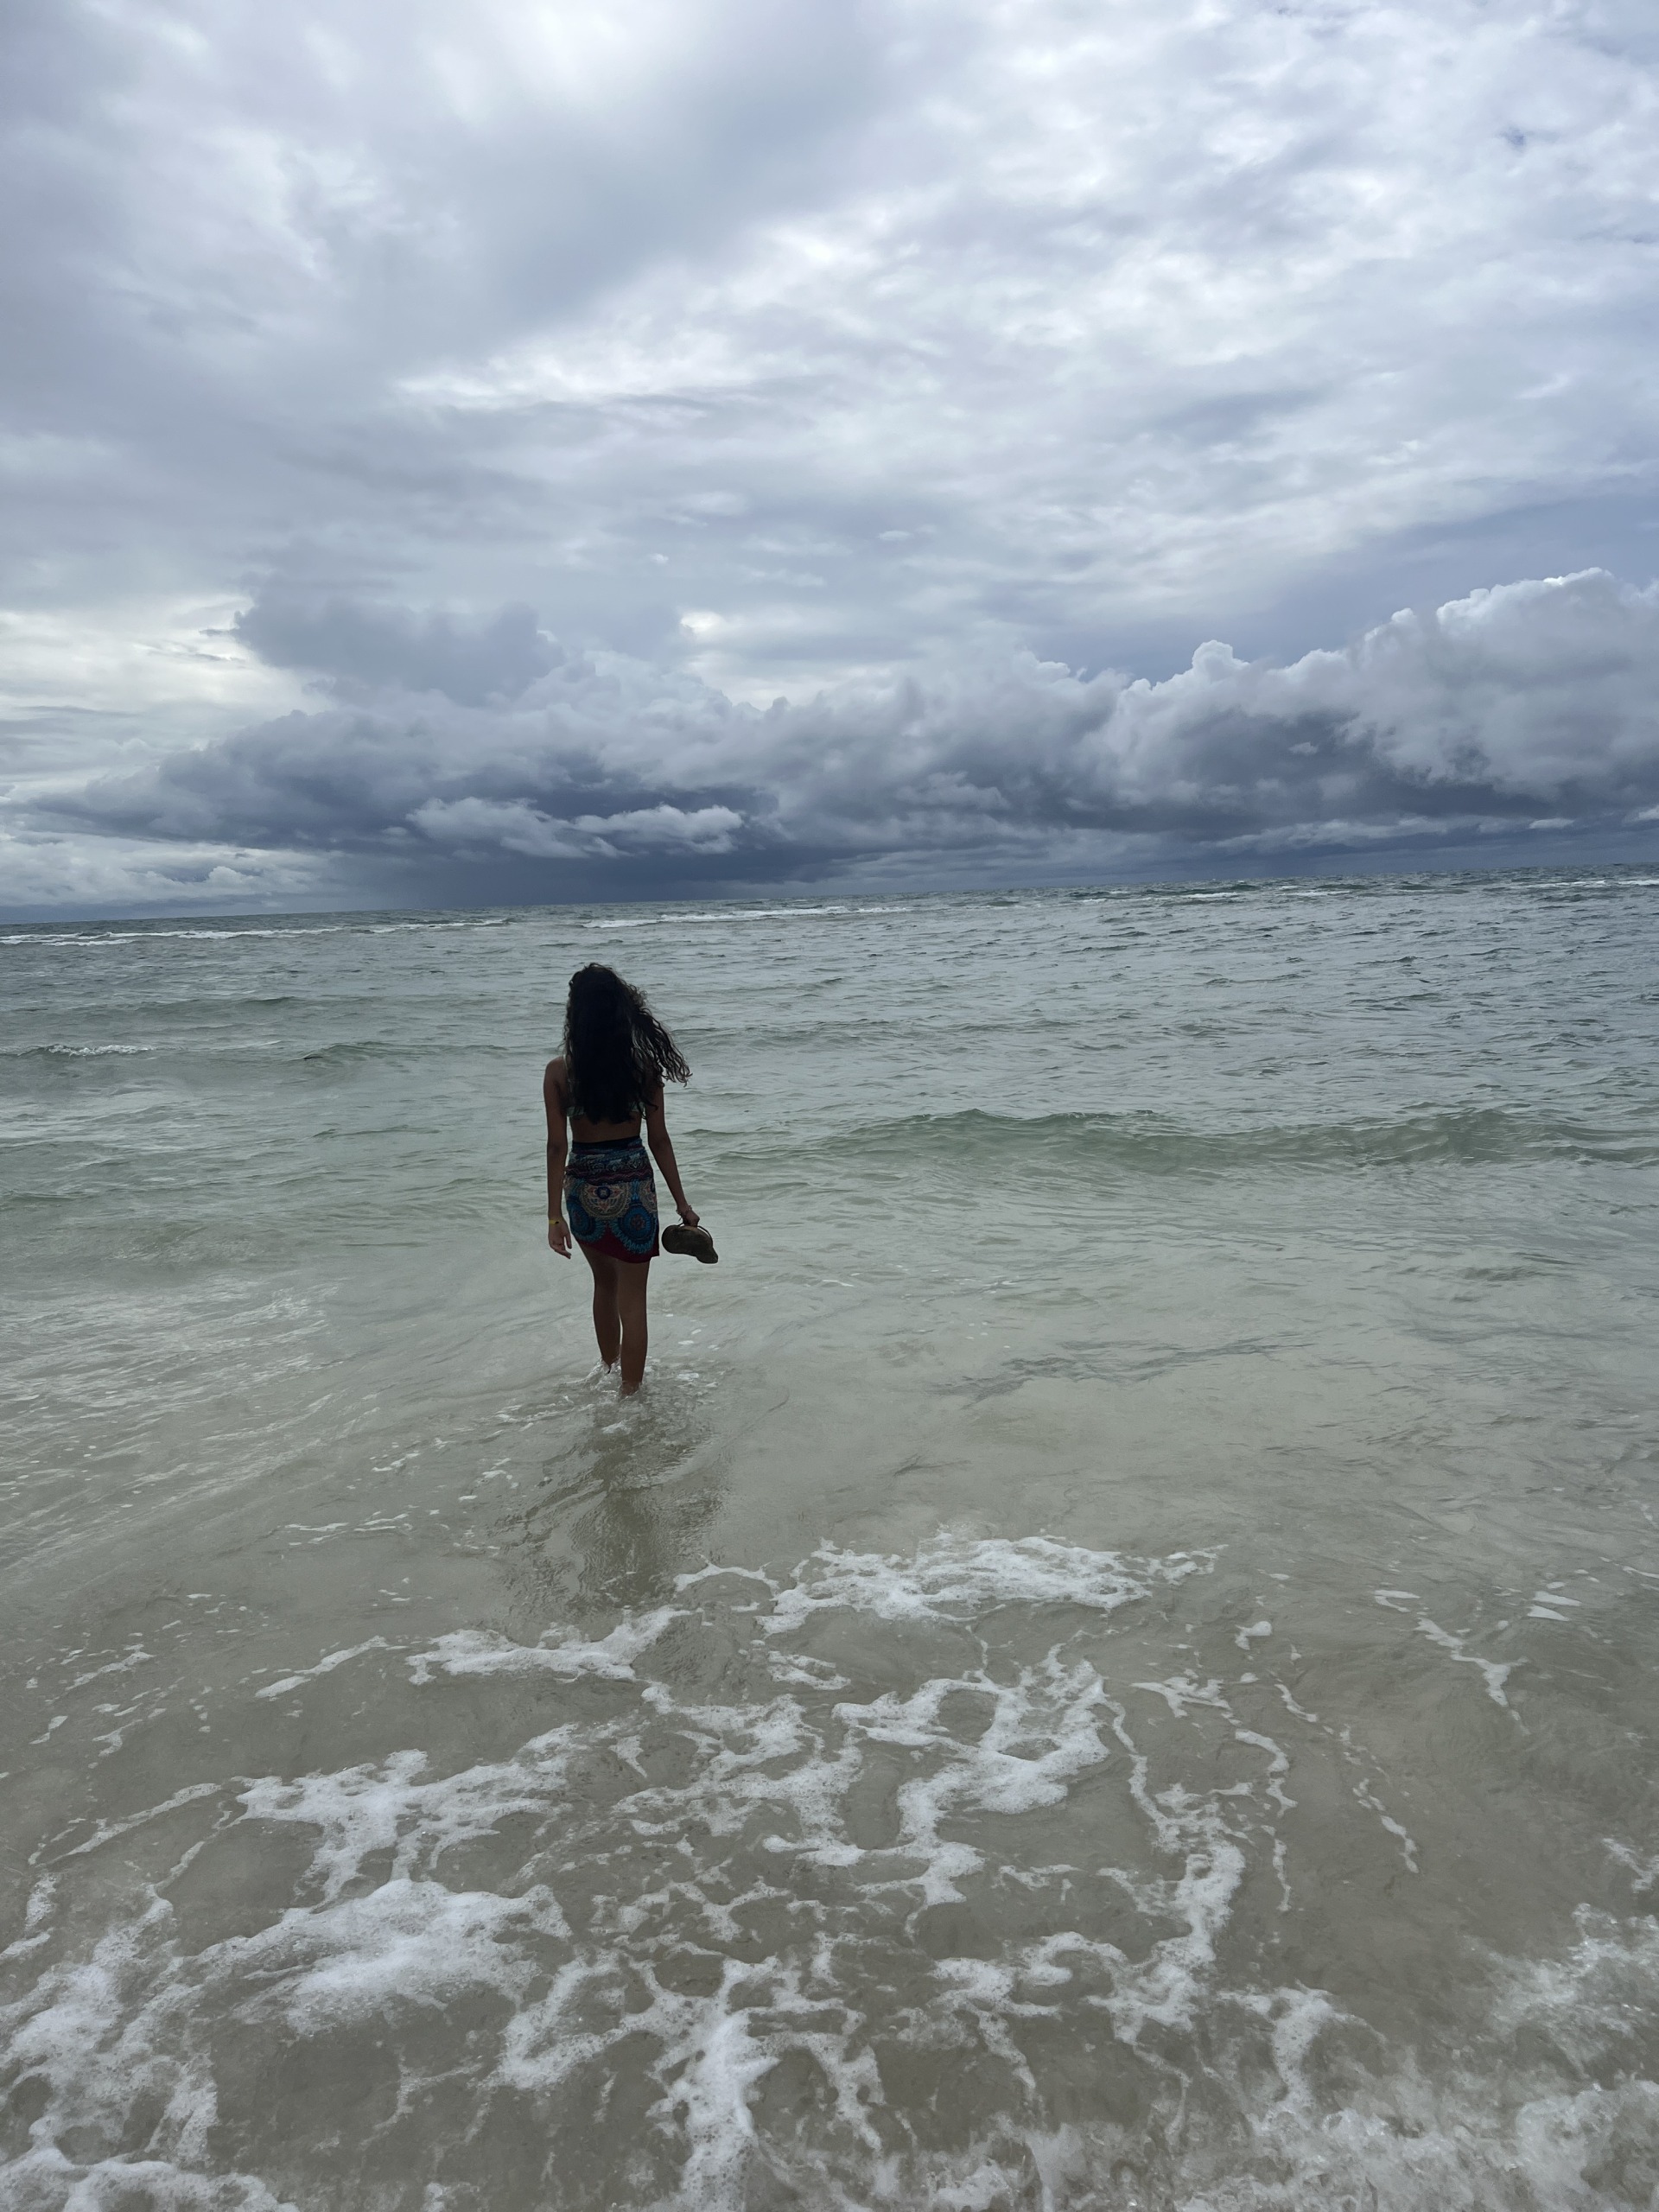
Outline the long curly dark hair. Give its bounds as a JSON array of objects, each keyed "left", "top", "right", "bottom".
[{"left": 563, "top": 964, "right": 690, "bottom": 1123}]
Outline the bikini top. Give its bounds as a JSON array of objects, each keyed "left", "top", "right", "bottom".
[
  {"left": 563, "top": 1058, "right": 652, "bottom": 1130},
  {"left": 563, "top": 1077, "right": 642, "bottom": 1137}
]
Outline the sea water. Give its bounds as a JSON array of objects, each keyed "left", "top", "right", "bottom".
[{"left": 1, "top": 868, "right": 1656, "bottom": 2210}]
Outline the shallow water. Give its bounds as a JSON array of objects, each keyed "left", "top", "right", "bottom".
[{"left": 2, "top": 869, "right": 1657, "bottom": 2209}]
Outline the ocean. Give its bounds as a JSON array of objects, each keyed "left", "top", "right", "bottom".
[{"left": 2, "top": 867, "right": 1657, "bottom": 2210}]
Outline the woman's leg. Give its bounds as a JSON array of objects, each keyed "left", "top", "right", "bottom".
[
  {"left": 581, "top": 1247, "right": 621, "bottom": 1369},
  {"left": 615, "top": 1260, "right": 650, "bottom": 1395}
]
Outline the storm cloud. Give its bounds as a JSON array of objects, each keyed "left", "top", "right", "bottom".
[
  {"left": 11, "top": 567, "right": 1649, "bottom": 909},
  {"left": 3, "top": 0, "right": 1658, "bottom": 912}
]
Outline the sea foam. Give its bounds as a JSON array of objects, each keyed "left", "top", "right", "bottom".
[{"left": 4, "top": 1535, "right": 1652, "bottom": 2209}]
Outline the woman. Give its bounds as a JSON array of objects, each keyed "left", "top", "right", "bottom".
[{"left": 544, "top": 964, "right": 700, "bottom": 1394}]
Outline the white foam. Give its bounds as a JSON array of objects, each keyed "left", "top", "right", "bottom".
[
  {"left": 1412, "top": 1616, "right": 1516, "bottom": 1709},
  {"left": 1, "top": 918, "right": 508, "bottom": 949},
  {"left": 59, "top": 1782, "right": 224, "bottom": 1861},
  {"left": 1605, "top": 1840, "right": 1659, "bottom": 1893},
  {"left": 580, "top": 904, "right": 905, "bottom": 931},
  {"left": 743, "top": 1533, "right": 1212, "bottom": 1637},
  {"left": 3, "top": 1533, "right": 1647, "bottom": 2209},
  {"left": 0, "top": 2146, "right": 298, "bottom": 2211},
  {"left": 676, "top": 905, "right": 901, "bottom": 923},
  {"left": 262, "top": 1878, "right": 554, "bottom": 2025},
  {"left": 1132, "top": 1670, "right": 1230, "bottom": 1719},
  {"left": 405, "top": 1608, "right": 683, "bottom": 1684},
  {"left": 255, "top": 1637, "right": 395, "bottom": 1700},
  {"left": 239, "top": 1732, "right": 575, "bottom": 1904},
  {"left": 1373, "top": 1592, "right": 1517, "bottom": 1710},
  {"left": 1529, "top": 1586, "right": 1582, "bottom": 1621},
  {"left": 2, "top": 926, "right": 353, "bottom": 945}
]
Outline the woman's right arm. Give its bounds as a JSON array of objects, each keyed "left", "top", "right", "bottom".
[
  {"left": 543, "top": 1059, "right": 572, "bottom": 1255},
  {"left": 643, "top": 1084, "right": 697, "bottom": 1226}
]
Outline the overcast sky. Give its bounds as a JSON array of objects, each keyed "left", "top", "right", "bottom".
[{"left": 4, "top": 0, "right": 1659, "bottom": 916}]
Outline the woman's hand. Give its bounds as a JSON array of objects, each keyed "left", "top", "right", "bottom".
[
  {"left": 677, "top": 1205, "right": 700, "bottom": 1229},
  {"left": 547, "top": 1217, "right": 573, "bottom": 1256}
]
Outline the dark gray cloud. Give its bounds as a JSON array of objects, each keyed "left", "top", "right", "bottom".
[
  {"left": 10, "top": 568, "right": 1649, "bottom": 911},
  {"left": 3, "top": 0, "right": 1659, "bottom": 912},
  {"left": 232, "top": 599, "right": 565, "bottom": 706}
]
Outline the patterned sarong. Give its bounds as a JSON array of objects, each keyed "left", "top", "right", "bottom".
[{"left": 564, "top": 1138, "right": 660, "bottom": 1262}]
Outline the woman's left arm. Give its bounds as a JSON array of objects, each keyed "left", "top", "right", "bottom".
[
  {"left": 543, "top": 1060, "right": 572, "bottom": 1255},
  {"left": 644, "top": 1085, "right": 697, "bottom": 1227}
]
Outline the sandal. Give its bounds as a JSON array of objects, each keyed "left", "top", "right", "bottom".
[{"left": 662, "top": 1222, "right": 719, "bottom": 1264}]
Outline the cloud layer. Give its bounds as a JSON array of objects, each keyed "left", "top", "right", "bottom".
[
  {"left": 6, "top": 567, "right": 1650, "bottom": 912},
  {"left": 3, "top": 0, "right": 1658, "bottom": 911}
]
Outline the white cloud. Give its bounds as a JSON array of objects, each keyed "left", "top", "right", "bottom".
[
  {"left": 410, "top": 798, "right": 588, "bottom": 858},
  {"left": 569, "top": 804, "right": 744, "bottom": 849},
  {"left": 0, "top": 830, "right": 340, "bottom": 916},
  {"left": 407, "top": 796, "right": 743, "bottom": 858}
]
